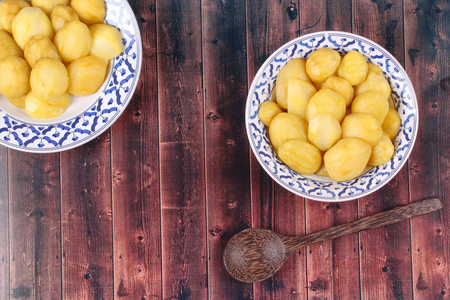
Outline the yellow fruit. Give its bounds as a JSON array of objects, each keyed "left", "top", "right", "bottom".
[
  {"left": 54, "top": 21, "right": 92, "bottom": 63},
  {"left": 321, "top": 76, "right": 354, "bottom": 106},
  {"left": 324, "top": 138, "right": 372, "bottom": 181},
  {"left": 351, "top": 91, "right": 389, "bottom": 124},
  {"left": 268, "top": 113, "right": 307, "bottom": 151},
  {"left": 70, "top": 0, "right": 105, "bottom": 25},
  {"left": 0, "top": 56, "right": 30, "bottom": 98},
  {"left": 24, "top": 35, "right": 61, "bottom": 67},
  {"left": 278, "top": 139, "right": 322, "bottom": 176},
  {"left": 90, "top": 24, "right": 124, "bottom": 60},
  {"left": 306, "top": 48, "right": 341, "bottom": 83},
  {"left": 11, "top": 7, "right": 54, "bottom": 49},
  {"left": 341, "top": 113, "right": 383, "bottom": 147},
  {"left": 382, "top": 107, "right": 401, "bottom": 141},
  {"left": 8, "top": 94, "right": 26, "bottom": 109},
  {"left": 67, "top": 55, "right": 108, "bottom": 96},
  {"left": 354, "top": 69, "right": 391, "bottom": 100},
  {"left": 30, "top": 58, "right": 69, "bottom": 99},
  {"left": 312, "top": 80, "right": 325, "bottom": 90},
  {"left": 315, "top": 164, "right": 330, "bottom": 177},
  {"left": 50, "top": 5, "right": 79, "bottom": 32},
  {"left": 31, "top": 0, "right": 69, "bottom": 16},
  {"left": 308, "top": 114, "right": 341, "bottom": 151},
  {"left": 0, "top": 0, "right": 30, "bottom": 33},
  {"left": 25, "top": 91, "right": 69, "bottom": 119},
  {"left": 368, "top": 62, "right": 384, "bottom": 76},
  {"left": 258, "top": 101, "right": 282, "bottom": 127},
  {"left": 287, "top": 78, "right": 316, "bottom": 120},
  {"left": 337, "top": 50, "right": 369, "bottom": 86},
  {"left": 368, "top": 133, "right": 395, "bottom": 166},
  {"left": 46, "top": 92, "right": 70, "bottom": 107},
  {"left": 275, "top": 59, "right": 310, "bottom": 109},
  {"left": 0, "top": 30, "right": 23, "bottom": 60},
  {"left": 306, "top": 89, "right": 346, "bottom": 122}
]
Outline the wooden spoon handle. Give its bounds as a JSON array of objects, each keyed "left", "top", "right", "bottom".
[{"left": 283, "top": 197, "right": 442, "bottom": 254}]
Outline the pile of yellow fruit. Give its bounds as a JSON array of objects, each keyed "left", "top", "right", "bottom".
[
  {"left": 0, "top": 0, "right": 124, "bottom": 119},
  {"left": 258, "top": 48, "right": 401, "bottom": 182}
]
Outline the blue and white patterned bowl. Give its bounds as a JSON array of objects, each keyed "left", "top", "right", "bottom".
[
  {"left": 0, "top": 0, "right": 142, "bottom": 153},
  {"left": 246, "top": 31, "right": 418, "bottom": 202}
]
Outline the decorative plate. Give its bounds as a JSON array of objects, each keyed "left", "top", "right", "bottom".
[
  {"left": 246, "top": 31, "right": 418, "bottom": 202},
  {"left": 0, "top": 0, "right": 142, "bottom": 153}
]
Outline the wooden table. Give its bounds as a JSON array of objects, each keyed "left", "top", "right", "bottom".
[{"left": 0, "top": 0, "right": 449, "bottom": 299}]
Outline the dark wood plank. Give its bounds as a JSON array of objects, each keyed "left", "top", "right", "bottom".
[
  {"left": 246, "top": 1, "right": 308, "bottom": 299},
  {"left": 202, "top": 1, "right": 253, "bottom": 299},
  {"left": 156, "top": 0, "right": 208, "bottom": 299},
  {"left": 8, "top": 151, "right": 61, "bottom": 300},
  {"left": 111, "top": 1, "right": 162, "bottom": 299},
  {"left": 404, "top": 0, "right": 450, "bottom": 298},
  {"left": 0, "top": 147, "right": 8, "bottom": 299},
  {"left": 353, "top": 1, "right": 413, "bottom": 299},
  {"left": 61, "top": 136, "right": 113, "bottom": 299},
  {"left": 299, "top": 1, "right": 361, "bottom": 299}
]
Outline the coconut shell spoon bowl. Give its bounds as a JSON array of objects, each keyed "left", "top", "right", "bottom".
[{"left": 223, "top": 197, "right": 442, "bottom": 283}]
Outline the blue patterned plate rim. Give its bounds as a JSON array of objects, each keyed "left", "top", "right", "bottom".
[
  {"left": 0, "top": 0, "right": 143, "bottom": 153},
  {"left": 246, "top": 31, "right": 419, "bottom": 202}
]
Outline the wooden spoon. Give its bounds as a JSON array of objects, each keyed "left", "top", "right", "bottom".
[{"left": 223, "top": 197, "right": 442, "bottom": 283}]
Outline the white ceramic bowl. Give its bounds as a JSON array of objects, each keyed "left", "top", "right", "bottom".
[
  {"left": 246, "top": 31, "right": 418, "bottom": 202},
  {"left": 0, "top": 0, "right": 142, "bottom": 153}
]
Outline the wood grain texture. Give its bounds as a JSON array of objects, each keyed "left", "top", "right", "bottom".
[
  {"left": 8, "top": 152, "right": 61, "bottom": 300},
  {"left": 246, "top": 0, "right": 307, "bottom": 299},
  {"left": 352, "top": 1, "right": 414, "bottom": 299},
  {"left": 157, "top": 0, "right": 208, "bottom": 299},
  {"left": 405, "top": 0, "right": 450, "bottom": 298},
  {"left": 202, "top": 0, "right": 252, "bottom": 299},
  {"left": 61, "top": 136, "right": 113, "bottom": 299},
  {"left": 0, "top": 148, "right": 7, "bottom": 299},
  {"left": 299, "top": 1, "right": 360, "bottom": 299},
  {"left": 111, "top": 1, "right": 162, "bottom": 299}
]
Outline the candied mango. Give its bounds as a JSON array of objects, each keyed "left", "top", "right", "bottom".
[
  {"left": 268, "top": 113, "right": 307, "bottom": 151},
  {"left": 31, "top": 0, "right": 69, "bottom": 16},
  {"left": 308, "top": 114, "right": 341, "bottom": 152},
  {"left": 90, "top": 24, "right": 124, "bottom": 60},
  {"left": 382, "top": 107, "right": 401, "bottom": 141},
  {"left": 306, "top": 48, "right": 341, "bottom": 83},
  {"left": 70, "top": 0, "right": 105, "bottom": 25},
  {"left": 54, "top": 20, "right": 92, "bottom": 63},
  {"left": 12, "top": 7, "right": 54, "bottom": 49},
  {"left": 0, "top": 0, "right": 30, "bottom": 33},
  {"left": 341, "top": 113, "right": 383, "bottom": 147},
  {"left": 0, "top": 56, "right": 30, "bottom": 98},
  {"left": 67, "top": 55, "right": 108, "bottom": 96},
  {"left": 324, "top": 138, "right": 372, "bottom": 181},
  {"left": 0, "top": 30, "right": 23, "bottom": 60},
  {"left": 275, "top": 58, "right": 310, "bottom": 109},
  {"left": 322, "top": 76, "right": 354, "bottom": 106},
  {"left": 30, "top": 58, "right": 69, "bottom": 99},
  {"left": 278, "top": 139, "right": 322, "bottom": 176},
  {"left": 351, "top": 91, "right": 389, "bottom": 124},
  {"left": 25, "top": 91, "right": 69, "bottom": 119},
  {"left": 287, "top": 78, "right": 316, "bottom": 120},
  {"left": 354, "top": 69, "right": 391, "bottom": 100},
  {"left": 337, "top": 50, "right": 368, "bottom": 86},
  {"left": 258, "top": 101, "right": 282, "bottom": 127},
  {"left": 51, "top": 5, "right": 79, "bottom": 32},
  {"left": 24, "top": 35, "right": 61, "bottom": 67},
  {"left": 368, "top": 133, "right": 394, "bottom": 166},
  {"left": 306, "top": 89, "right": 346, "bottom": 122}
]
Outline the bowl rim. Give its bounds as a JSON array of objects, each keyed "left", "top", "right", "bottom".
[{"left": 245, "top": 30, "right": 419, "bottom": 202}]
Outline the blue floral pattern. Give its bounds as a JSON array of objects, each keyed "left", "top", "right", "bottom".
[
  {"left": 246, "top": 32, "right": 418, "bottom": 202},
  {"left": 0, "top": 0, "right": 142, "bottom": 152}
]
